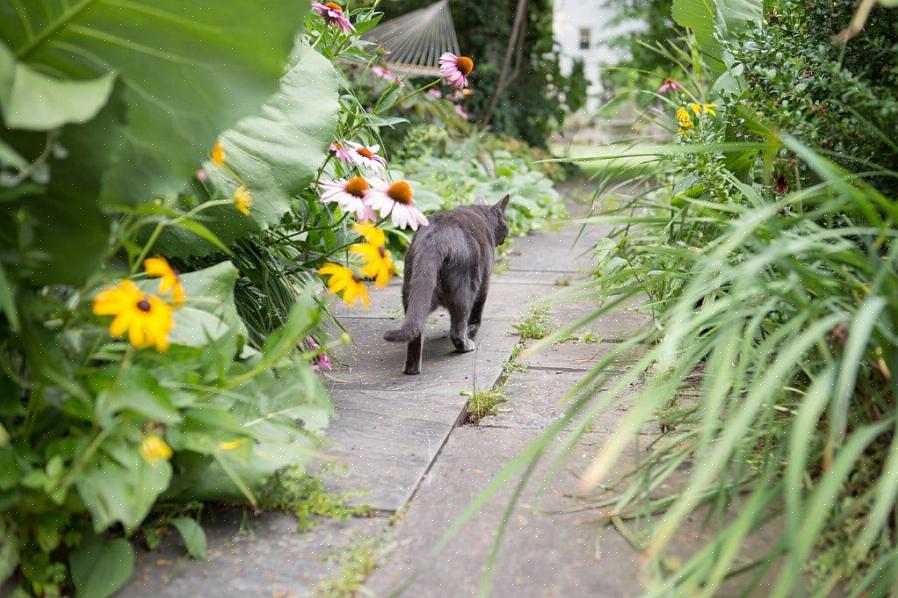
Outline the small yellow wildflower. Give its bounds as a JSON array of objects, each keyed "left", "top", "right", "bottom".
[
  {"left": 218, "top": 439, "right": 244, "bottom": 451},
  {"left": 350, "top": 241, "right": 395, "bottom": 288},
  {"left": 353, "top": 222, "right": 386, "bottom": 247},
  {"left": 676, "top": 106, "right": 694, "bottom": 131},
  {"left": 93, "top": 280, "right": 174, "bottom": 351},
  {"left": 234, "top": 185, "right": 253, "bottom": 216},
  {"left": 140, "top": 435, "right": 173, "bottom": 465},
  {"left": 144, "top": 256, "right": 185, "bottom": 305},
  {"left": 319, "top": 263, "right": 369, "bottom": 307},
  {"left": 689, "top": 102, "right": 718, "bottom": 117},
  {"left": 211, "top": 138, "right": 225, "bottom": 166}
]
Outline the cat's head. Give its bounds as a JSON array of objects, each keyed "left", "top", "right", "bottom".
[{"left": 489, "top": 194, "right": 511, "bottom": 246}]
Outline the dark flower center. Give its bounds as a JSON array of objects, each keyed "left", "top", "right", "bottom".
[
  {"left": 386, "top": 181, "right": 413, "bottom": 205},
  {"left": 346, "top": 176, "right": 370, "bottom": 198},
  {"left": 137, "top": 298, "right": 152, "bottom": 313},
  {"left": 456, "top": 56, "right": 474, "bottom": 75}
]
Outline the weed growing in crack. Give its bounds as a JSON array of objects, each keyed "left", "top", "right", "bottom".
[
  {"left": 513, "top": 305, "right": 551, "bottom": 339},
  {"left": 315, "top": 534, "right": 391, "bottom": 598},
  {"left": 502, "top": 341, "right": 528, "bottom": 376},
  {"left": 260, "top": 468, "right": 374, "bottom": 532},
  {"left": 462, "top": 388, "right": 508, "bottom": 422}
]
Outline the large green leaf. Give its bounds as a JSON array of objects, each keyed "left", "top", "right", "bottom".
[
  {"left": 672, "top": 0, "right": 761, "bottom": 71},
  {"left": 0, "top": 91, "right": 125, "bottom": 285},
  {"left": 76, "top": 436, "right": 172, "bottom": 533},
  {"left": 0, "top": 41, "right": 114, "bottom": 130},
  {"left": 159, "top": 46, "right": 340, "bottom": 255},
  {"left": 69, "top": 533, "right": 134, "bottom": 598},
  {"left": 0, "top": 1, "right": 308, "bottom": 206},
  {"left": 165, "top": 261, "right": 247, "bottom": 347}
]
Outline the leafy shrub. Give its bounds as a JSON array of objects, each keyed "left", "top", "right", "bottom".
[
  {"left": 733, "top": 0, "right": 898, "bottom": 193},
  {"left": 0, "top": 3, "right": 353, "bottom": 595}
]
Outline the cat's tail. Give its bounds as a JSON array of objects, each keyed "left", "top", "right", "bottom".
[{"left": 383, "top": 250, "right": 440, "bottom": 343}]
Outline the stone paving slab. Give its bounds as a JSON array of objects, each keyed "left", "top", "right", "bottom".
[
  {"left": 365, "top": 426, "right": 643, "bottom": 598},
  {"left": 517, "top": 339, "right": 643, "bottom": 372},
  {"left": 320, "top": 389, "right": 464, "bottom": 511},
  {"left": 505, "top": 225, "right": 607, "bottom": 273},
  {"left": 124, "top": 512, "right": 388, "bottom": 597},
  {"left": 480, "top": 366, "right": 646, "bottom": 435}
]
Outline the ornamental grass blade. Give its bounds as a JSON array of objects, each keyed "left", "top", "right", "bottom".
[
  {"left": 827, "top": 297, "right": 885, "bottom": 458},
  {"left": 645, "top": 314, "right": 844, "bottom": 558}
]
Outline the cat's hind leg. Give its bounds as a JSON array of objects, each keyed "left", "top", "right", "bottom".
[
  {"left": 404, "top": 334, "right": 424, "bottom": 375},
  {"left": 449, "top": 297, "right": 476, "bottom": 353},
  {"left": 467, "top": 285, "right": 488, "bottom": 339}
]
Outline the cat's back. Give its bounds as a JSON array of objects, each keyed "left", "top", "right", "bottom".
[{"left": 412, "top": 205, "right": 493, "bottom": 255}]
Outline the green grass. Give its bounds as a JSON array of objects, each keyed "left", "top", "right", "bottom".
[
  {"left": 314, "top": 534, "right": 388, "bottom": 598},
  {"left": 549, "top": 143, "right": 659, "bottom": 179},
  {"left": 462, "top": 388, "right": 508, "bottom": 423},
  {"left": 513, "top": 305, "right": 551, "bottom": 339}
]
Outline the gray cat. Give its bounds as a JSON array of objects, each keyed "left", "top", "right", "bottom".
[{"left": 384, "top": 195, "right": 511, "bottom": 375}]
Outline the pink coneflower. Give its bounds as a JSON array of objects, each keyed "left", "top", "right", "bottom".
[
  {"left": 319, "top": 176, "right": 376, "bottom": 221},
  {"left": 372, "top": 65, "right": 403, "bottom": 85},
  {"left": 454, "top": 104, "right": 469, "bottom": 120},
  {"left": 305, "top": 335, "right": 333, "bottom": 372},
  {"left": 329, "top": 141, "right": 353, "bottom": 164},
  {"left": 658, "top": 77, "right": 683, "bottom": 94},
  {"left": 427, "top": 88, "right": 443, "bottom": 99},
  {"left": 364, "top": 179, "right": 429, "bottom": 231},
  {"left": 439, "top": 52, "right": 474, "bottom": 90},
  {"left": 312, "top": 2, "right": 354, "bottom": 32},
  {"left": 346, "top": 141, "right": 386, "bottom": 171}
]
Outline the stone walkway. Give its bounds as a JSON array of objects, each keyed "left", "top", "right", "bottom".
[{"left": 124, "top": 194, "right": 664, "bottom": 597}]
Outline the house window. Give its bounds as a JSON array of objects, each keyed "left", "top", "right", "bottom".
[{"left": 578, "top": 27, "right": 590, "bottom": 50}]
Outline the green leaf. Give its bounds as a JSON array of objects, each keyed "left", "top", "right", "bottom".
[
  {"left": 167, "top": 343, "right": 331, "bottom": 503},
  {"left": 161, "top": 46, "right": 339, "bottom": 254},
  {"left": 0, "top": 41, "right": 115, "bottom": 130},
  {"left": 69, "top": 534, "right": 134, "bottom": 598},
  {"left": 0, "top": 261, "right": 18, "bottom": 331},
  {"left": 1, "top": 91, "right": 125, "bottom": 285},
  {"left": 258, "top": 295, "right": 320, "bottom": 369},
  {"left": 171, "top": 517, "right": 207, "bottom": 560},
  {"left": 0, "top": 518, "right": 18, "bottom": 587},
  {"left": 168, "top": 262, "right": 247, "bottom": 347},
  {"left": 0, "top": 136, "right": 26, "bottom": 169},
  {"left": 0, "top": 1, "right": 309, "bottom": 206},
  {"left": 76, "top": 436, "right": 172, "bottom": 533}
]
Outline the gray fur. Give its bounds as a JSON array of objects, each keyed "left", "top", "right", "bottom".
[{"left": 384, "top": 194, "right": 511, "bottom": 375}]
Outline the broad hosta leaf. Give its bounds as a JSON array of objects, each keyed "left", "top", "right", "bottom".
[
  {"left": 159, "top": 46, "right": 339, "bottom": 255},
  {"left": 0, "top": 1, "right": 308, "bottom": 206},
  {"left": 69, "top": 533, "right": 134, "bottom": 598},
  {"left": 1, "top": 90, "right": 125, "bottom": 285},
  {"left": 0, "top": 41, "right": 114, "bottom": 130}
]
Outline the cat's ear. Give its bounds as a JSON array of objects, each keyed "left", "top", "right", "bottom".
[
  {"left": 473, "top": 195, "right": 487, "bottom": 206},
  {"left": 493, "top": 194, "right": 511, "bottom": 212}
]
